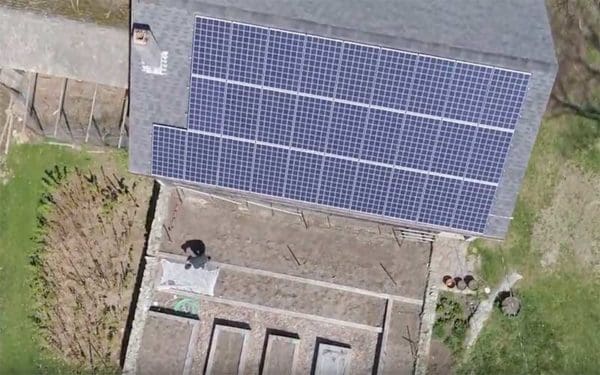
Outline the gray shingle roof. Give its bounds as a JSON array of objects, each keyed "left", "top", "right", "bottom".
[{"left": 143, "top": 0, "right": 557, "bottom": 70}]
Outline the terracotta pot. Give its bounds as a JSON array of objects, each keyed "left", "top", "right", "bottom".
[{"left": 443, "top": 275, "right": 455, "bottom": 288}]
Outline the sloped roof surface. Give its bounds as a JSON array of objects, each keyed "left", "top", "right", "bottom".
[{"left": 144, "top": 0, "right": 556, "bottom": 67}]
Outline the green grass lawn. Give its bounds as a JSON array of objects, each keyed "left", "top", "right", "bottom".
[
  {"left": 458, "top": 115, "right": 600, "bottom": 373},
  {"left": 0, "top": 144, "right": 91, "bottom": 374}
]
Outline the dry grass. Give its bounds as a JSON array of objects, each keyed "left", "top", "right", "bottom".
[{"left": 31, "top": 161, "right": 151, "bottom": 370}]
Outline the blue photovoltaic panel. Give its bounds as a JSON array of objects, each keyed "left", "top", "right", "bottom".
[
  {"left": 384, "top": 169, "right": 427, "bottom": 221},
  {"left": 291, "top": 96, "right": 332, "bottom": 152},
  {"left": 192, "top": 18, "right": 230, "bottom": 78},
  {"left": 465, "top": 128, "right": 513, "bottom": 182},
  {"left": 223, "top": 84, "right": 261, "bottom": 139},
  {"left": 149, "top": 17, "right": 534, "bottom": 235},
  {"left": 418, "top": 175, "right": 462, "bottom": 228},
  {"left": 407, "top": 56, "right": 455, "bottom": 117},
  {"left": 152, "top": 125, "right": 186, "bottom": 180},
  {"left": 361, "top": 110, "right": 404, "bottom": 164},
  {"left": 453, "top": 182, "right": 497, "bottom": 232},
  {"left": 264, "top": 30, "right": 305, "bottom": 91},
  {"left": 481, "top": 69, "right": 530, "bottom": 129},
  {"left": 429, "top": 121, "right": 476, "bottom": 176},
  {"left": 185, "top": 132, "right": 220, "bottom": 184},
  {"left": 252, "top": 145, "right": 289, "bottom": 196},
  {"left": 395, "top": 115, "right": 440, "bottom": 171},
  {"left": 257, "top": 90, "right": 296, "bottom": 145},
  {"left": 336, "top": 43, "right": 379, "bottom": 103},
  {"left": 299, "top": 36, "right": 343, "bottom": 97},
  {"left": 351, "top": 164, "right": 392, "bottom": 215},
  {"left": 327, "top": 102, "right": 368, "bottom": 158},
  {"left": 188, "top": 77, "right": 225, "bottom": 132},
  {"left": 317, "top": 157, "right": 358, "bottom": 209},
  {"left": 218, "top": 139, "right": 254, "bottom": 190},
  {"left": 228, "top": 23, "right": 269, "bottom": 85},
  {"left": 285, "top": 151, "right": 322, "bottom": 202},
  {"left": 372, "top": 49, "right": 417, "bottom": 110},
  {"left": 444, "top": 64, "right": 493, "bottom": 123}
]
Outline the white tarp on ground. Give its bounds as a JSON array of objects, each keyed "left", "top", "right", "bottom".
[{"left": 158, "top": 258, "right": 220, "bottom": 296}]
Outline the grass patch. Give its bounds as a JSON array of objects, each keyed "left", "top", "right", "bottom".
[
  {"left": 0, "top": 145, "right": 90, "bottom": 374},
  {"left": 459, "top": 269, "right": 600, "bottom": 374},
  {"left": 555, "top": 116, "right": 600, "bottom": 173},
  {"left": 0, "top": 144, "right": 92, "bottom": 373}
]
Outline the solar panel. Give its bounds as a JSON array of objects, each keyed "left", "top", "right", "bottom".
[
  {"left": 317, "top": 157, "right": 358, "bottom": 209},
  {"left": 453, "top": 182, "right": 497, "bottom": 232},
  {"left": 192, "top": 18, "right": 230, "bottom": 78},
  {"left": 218, "top": 139, "right": 254, "bottom": 190},
  {"left": 327, "top": 102, "right": 368, "bottom": 158},
  {"left": 465, "top": 128, "right": 513, "bottom": 182},
  {"left": 150, "top": 16, "right": 532, "bottom": 234},
  {"left": 252, "top": 144, "right": 289, "bottom": 196},
  {"left": 384, "top": 169, "right": 427, "bottom": 222},
  {"left": 228, "top": 23, "right": 269, "bottom": 85},
  {"left": 362, "top": 109, "right": 404, "bottom": 164},
  {"left": 372, "top": 49, "right": 417, "bottom": 110},
  {"left": 336, "top": 42, "right": 379, "bottom": 103},
  {"left": 429, "top": 121, "right": 476, "bottom": 176},
  {"left": 407, "top": 55, "right": 455, "bottom": 117},
  {"left": 186, "top": 132, "right": 220, "bottom": 184},
  {"left": 285, "top": 150, "right": 322, "bottom": 202},
  {"left": 291, "top": 96, "right": 332, "bottom": 152},
  {"left": 395, "top": 115, "right": 439, "bottom": 171},
  {"left": 299, "top": 36, "right": 343, "bottom": 97},
  {"left": 352, "top": 164, "right": 392, "bottom": 215},
  {"left": 188, "top": 77, "right": 225, "bottom": 132},
  {"left": 257, "top": 90, "right": 297, "bottom": 145},
  {"left": 152, "top": 125, "right": 186, "bottom": 180},
  {"left": 264, "top": 30, "right": 305, "bottom": 91},
  {"left": 418, "top": 175, "right": 462, "bottom": 228},
  {"left": 223, "top": 84, "right": 261, "bottom": 139}
]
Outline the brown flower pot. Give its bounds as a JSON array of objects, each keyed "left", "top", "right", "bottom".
[{"left": 443, "top": 275, "right": 455, "bottom": 288}]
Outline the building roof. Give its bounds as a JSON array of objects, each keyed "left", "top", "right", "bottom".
[
  {"left": 143, "top": 0, "right": 557, "bottom": 70},
  {"left": 130, "top": 0, "right": 558, "bottom": 238}
]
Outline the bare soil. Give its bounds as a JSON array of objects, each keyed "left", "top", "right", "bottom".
[
  {"left": 158, "top": 189, "right": 430, "bottom": 299},
  {"left": 33, "top": 74, "right": 127, "bottom": 146},
  {"left": 427, "top": 339, "right": 454, "bottom": 375},
  {"left": 33, "top": 157, "right": 152, "bottom": 369}
]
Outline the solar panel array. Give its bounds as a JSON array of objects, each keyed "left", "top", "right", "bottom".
[{"left": 152, "top": 16, "right": 531, "bottom": 234}]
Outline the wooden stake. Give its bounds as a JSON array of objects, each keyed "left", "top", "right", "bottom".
[
  {"left": 54, "top": 78, "right": 67, "bottom": 138},
  {"left": 22, "top": 72, "right": 36, "bottom": 132},
  {"left": 118, "top": 91, "right": 128, "bottom": 148},
  {"left": 85, "top": 84, "right": 98, "bottom": 143}
]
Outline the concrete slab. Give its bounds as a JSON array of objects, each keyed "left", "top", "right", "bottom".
[
  {"left": 314, "top": 343, "right": 351, "bottom": 375},
  {"left": 188, "top": 296, "right": 379, "bottom": 374},
  {"left": 136, "top": 312, "right": 194, "bottom": 375},
  {"left": 261, "top": 334, "right": 299, "bottom": 375},
  {"left": 214, "top": 267, "right": 387, "bottom": 327},
  {"left": 206, "top": 325, "right": 249, "bottom": 375}
]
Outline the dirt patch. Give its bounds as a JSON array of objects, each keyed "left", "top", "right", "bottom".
[
  {"left": 428, "top": 339, "right": 454, "bottom": 375},
  {"left": 533, "top": 163, "right": 600, "bottom": 271},
  {"left": 31, "top": 158, "right": 152, "bottom": 370},
  {"left": 158, "top": 189, "right": 430, "bottom": 299}
]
